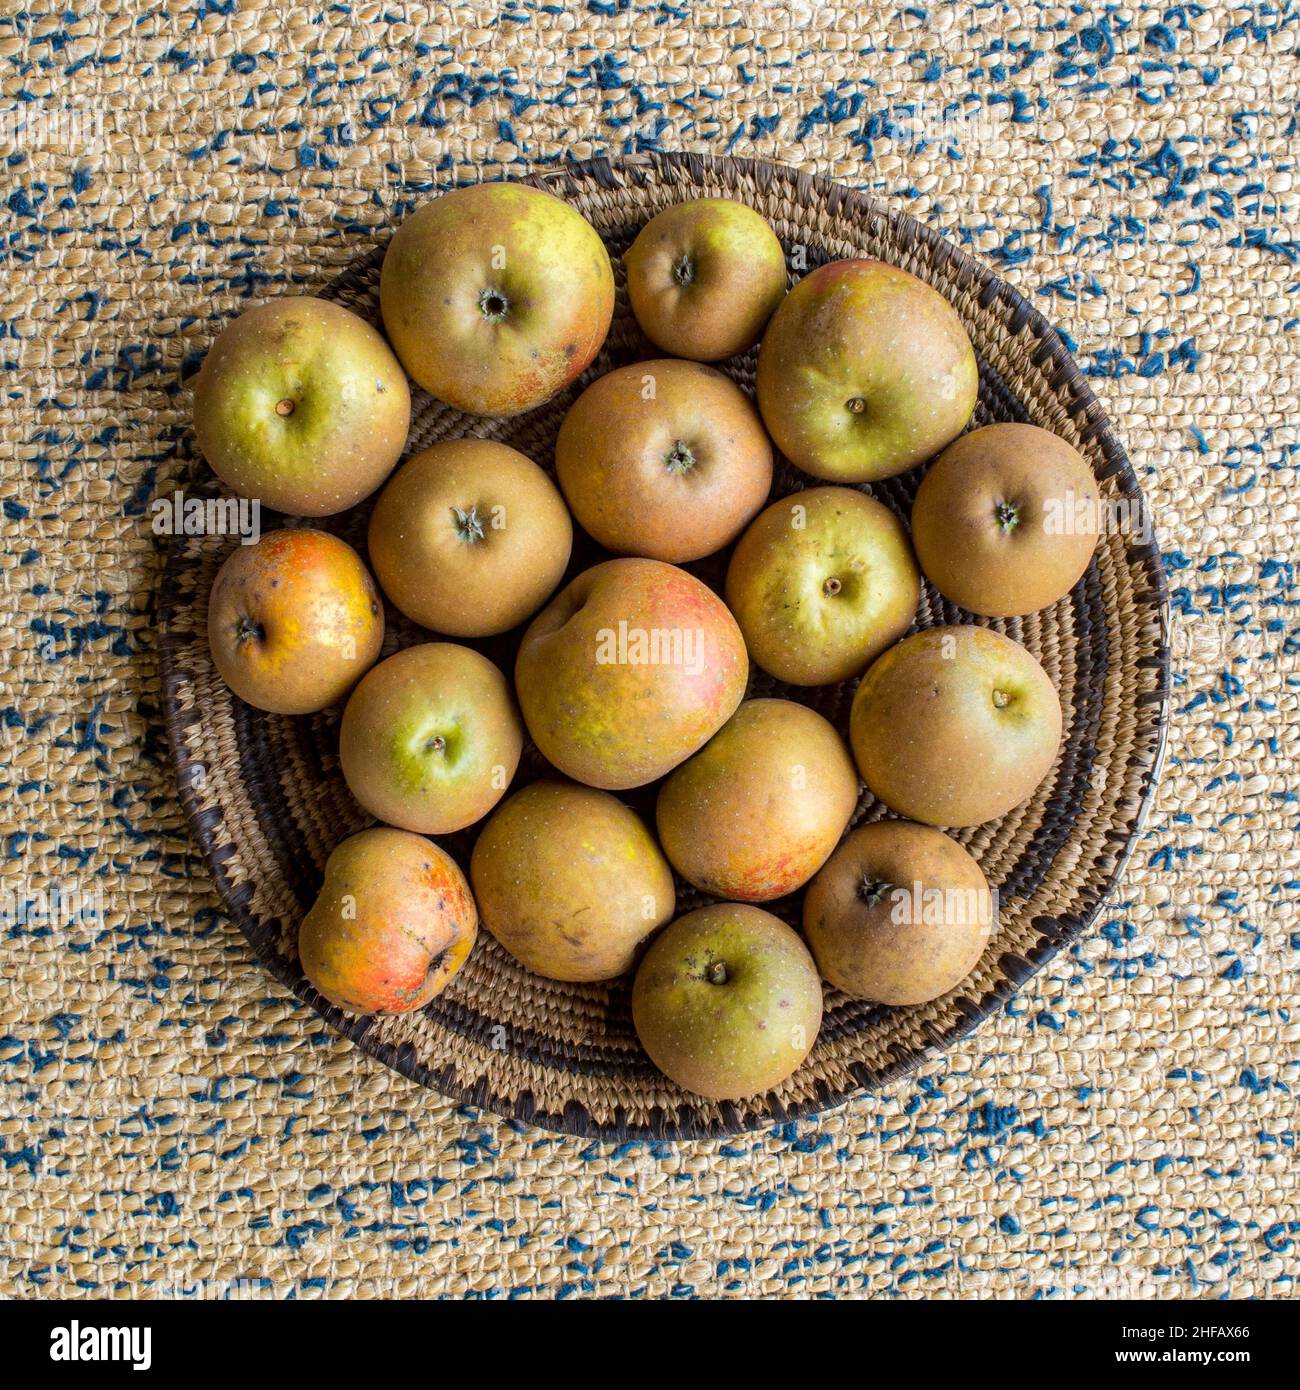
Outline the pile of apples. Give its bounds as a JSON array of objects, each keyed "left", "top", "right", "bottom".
[{"left": 194, "top": 182, "right": 1101, "bottom": 1104}]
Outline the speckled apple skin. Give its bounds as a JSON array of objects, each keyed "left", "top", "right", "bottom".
[
  {"left": 625, "top": 198, "right": 787, "bottom": 361},
  {"left": 471, "top": 781, "right": 675, "bottom": 982},
  {"left": 756, "top": 258, "right": 977, "bottom": 483},
  {"left": 632, "top": 904, "right": 823, "bottom": 1101},
  {"left": 515, "top": 558, "right": 748, "bottom": 791},
  {"left": 656, "top": 699, "right": 858, "bottom": 902},
  {"left": 725, "top": 486, "right": 921, "bottom": 686},
  {"left": 380, "top": 182, "right": 614, "bottom": 417},
  {"left": 555, "top": 359, "right": 773, "bottom": 564},
  {"left": 339, "top": 643, "right": 522, "bottom": 835},
  {"left": 911, "top": 423, "right": 1102, "bottom": 617},
  {"left": 194, "top": 297, "right": 410, "bottom": 517},
  {"left": 803, "top": 820, "right": 993, "bottom": 1005},
  {"left": 850, "top": 625, "right": 1063, "bottom": 827},
  {"left": 299, "top": 827, "right": 477, "bottom": 1016},
  {"left": 207, "top": 527, "right": 384, "bottom": 715}
]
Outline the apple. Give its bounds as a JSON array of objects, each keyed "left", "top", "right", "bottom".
[
  {"left": 725, "top": 486, "right": 920, "bottom": 685},
  {"left": 624, "top": 198, "right": 787, "bottom": 361},
  {"left": 631, "top": 904, "right": 823, "bottom": 1101},
  {"left": 193, "top": 297, "right": 410, "bottom": 516},
  {"left": 555, "top": 359, "right": 772, "bottom": 563},
  {"left": 756, "top": 258, "right": 977, "bottom": 483},
  {"left": 207, "top": 527, "right": 383, "bottom": 715},
  {"left": 656, "top": 699, "right": 858, "bottom": 902},
  {"left": 515, "top": 558, "right": 748, "bottom": 790},
  {"left": 470, "top": 781, "right": 675, "bottom": 982},
  {"left": 368, "top": 438, "right": 572, "bottom": 637},
  {"left": 339, "top": 642, "right": 522, "bottom": 834},
  {"left": 379, "top": 181, "right": 614, "bottom": 417},
  {"left": 849, "top": 625, "right": 1062, "bottom": 826},
  {"left": 299, "top": 826, "right": 477, "bottom": 1015},
  {"left": 803, "top": 820, "right": 994, "bottom": 1004},
  {"left": 911, "top": 423, "right": 1101, "bottom": 617}
]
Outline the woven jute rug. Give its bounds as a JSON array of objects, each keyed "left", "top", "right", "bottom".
[{"left": 2, "top": 3, "right": 1296, "bottom": 1299}]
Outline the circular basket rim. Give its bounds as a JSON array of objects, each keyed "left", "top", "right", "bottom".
[{"left": 160, "top": 150, "right": 1172, "bottom": 1141}]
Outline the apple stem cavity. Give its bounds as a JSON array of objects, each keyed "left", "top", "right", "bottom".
[
  {"left": 664, "top": 440, "right": 696, "bottom": 474},
  {"left": 452, "top": 504, "right": 486, "bottom": 543},
  {"left": 479, "top": 288, "right": 510, "bottom": 322},
  {"left": 822, "top": 576, "right": 843, "bottom": 598},
  {"left": 672, "top": 253, "right": 695, "bottom": 287},
  {"left": 858, "top": 875, "right": 893, "bottom": 907},
  {"left": 995, "top": 501, "right": 1020, "bottom": 533}
]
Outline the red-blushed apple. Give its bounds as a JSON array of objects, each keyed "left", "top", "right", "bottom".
[
  {"left": 339, "top": 643, "right": 522, "bottom": 834},
  {"left": 725, "top": 486, "right": 920, "bottom": 685},
  {"left": 803, "top": 820, "right": 994, "bottom": 1004},
  {"left": 911, "top": 422, "right": 1102, "bottom": 617},
  {"left": 631, "top": 904, "right": 823, "bottom": 1101},
  {"left": 756, "top": 258, "right": 977, "bottom": 482},
  {"left": 207, "top": 527, "right": 384, "bottom": 715},
  {"left": 514, "top": 558, "right": 748, "bottom": 790},
  {"left": 379, "top": 181, "right": 614, "bottom": 417},
  {"left": 368, "top": 438, "right": 572, "bottom": 637},
  {"left": 299, "top": 827, "right": 477, "bottom": 1015},
  {"left": 849, "top": 625, "right": 1062, "bottom": 827},
  {"left": 470, "top": 781, "right": 675, "bottom": 982},
  {"left": 555, "top": 359, "right": 773, "bottom": 563},
  {"left": 193, "top": 297, "right": 410, "bottom": 516},
  {"left": 656, "top": 699, "right": 859, "bottom": 902},
  {"left": 625, "top": 198, "right": 787, "bottom": 361}
]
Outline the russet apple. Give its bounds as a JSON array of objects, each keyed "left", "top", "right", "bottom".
[
  {"left": 515, "top": 558, "right": 748, "bottom": 790},
  {"left": 625, "top": 198, "right": 787, "bottom": 361},
  {"left": 471, "top": 781, "right": 675, "bottom": 982},
  {"left": 725, "top": 486, "right": 921, "bottom": 685},
  {"left": 756, "top": 258, "right": 977, "bottom": 483},
  {"left": 656, "top": 699, "right": 859, "bottom": 902},
  {"left": 911, "top": 423, "right": 1101, "bottom": 617},
  {"left": 368, "top": 438, "right": 572, "bottom": 637},
  {"left": 632, "top": 904, "right": 823, "bottom": 1101},
  {"left": 299, "top": 826, "right": 477, "bottom": 1015},
  {"left": 380, "top": 181, "right": 614, "bottom": 417},
  {"left": 803, "top": 820, "right": 993, "bottom": 1004},
  {"left": 207, "top": 527, "right": 383, "bottom": 715},
  {"left": 849, "top": 625, "right": 1062, "bottom": 826},
  {"left": 339, "top": 642, "right": 522, "bottom": 834},
  {"left": 555, "top": 359, "right": 772, "bottom": 563},
  {"left": 194, "top": 297, "right": 410, "bottom": 516}
]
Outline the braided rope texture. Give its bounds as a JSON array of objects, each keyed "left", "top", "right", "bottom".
[{"left": 2, "top": 2, "right": 1296, "bottom": 1298}]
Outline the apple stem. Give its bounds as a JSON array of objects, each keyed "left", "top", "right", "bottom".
[
  {"left": 823, "top": 576, "right": 842, "bottom": 598},
  {"left": 846, "top": 396, "right": 867, "bottom": 415},
  {"left": 672, "top": 253, "right": 694, "bottom": 287},
  {"left": 706, "top": 960, "right": 727, "bottom": 985},
  {"left": 426, "top": 734, "right": 447, "bottom": 753},
  {"left": 992, "top": 689, "right": 1011, "bottom": 709},
  {"left": 275, "top": 398, "right": 295, "bottom": 417},
  {"left": 995, "top": 501, "right": 1019, "bottom": 532},
  {"left": 664, "top": 440, "right": 696, "bottom": 474},
  {"left": 452, "top": 505, "right": 486, "bottom": 543},
  {"left": 235, "top": 616, "right": 264, "bottom": 644}
]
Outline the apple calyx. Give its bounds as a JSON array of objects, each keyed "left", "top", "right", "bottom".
[
  {"left": 235, "top": 615, "right": 265, "bottom": 644},
  {"left": 672, "top": 253, "right": 695, "bottom": 287},
  {"left": 451, "top": 504, "right": 486, "bottom": 543},
  {"left": 425, "top": 734, "right": 448, "bottom": 754},
  {"left": 858, "top": 875, "right": 893, "bottom": 907},
  {"left": 663, "top": 440, "right": 697, "bottom": 474},
  {"left": 994, "top": 501, "right": 1020, "bottom": 533},
  {"left": 479, "top": 288, "right": 510, "bottom": 322}
]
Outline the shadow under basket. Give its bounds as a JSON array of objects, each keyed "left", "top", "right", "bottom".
[{"left": 160, "top": 152, "right": 1171, "bottom": 1140}]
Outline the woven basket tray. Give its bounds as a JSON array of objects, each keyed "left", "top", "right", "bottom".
[{"left": 160, "top": 152, "right": 1171, "bottom": 1140}]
